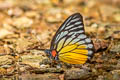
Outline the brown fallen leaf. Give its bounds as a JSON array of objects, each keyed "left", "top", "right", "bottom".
[{"left": 93, "top": 39, "right": 110, "bottom": 53}]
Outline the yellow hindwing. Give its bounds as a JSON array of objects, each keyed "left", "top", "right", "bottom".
[{"left": 59, "top": 44, "right": 88, "bottom": 64}]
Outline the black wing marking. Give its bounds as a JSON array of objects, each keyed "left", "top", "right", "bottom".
[{"left": 50, "top": 13, "right": 85, "bottom": 51}]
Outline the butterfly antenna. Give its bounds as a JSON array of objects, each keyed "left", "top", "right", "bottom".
[{"left": 37, "top": 49, "right": 46, "bottom": 51}]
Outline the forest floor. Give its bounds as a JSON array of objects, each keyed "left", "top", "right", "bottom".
[{"left": 0, "top": 0, "right": 120, "bottom": 80}]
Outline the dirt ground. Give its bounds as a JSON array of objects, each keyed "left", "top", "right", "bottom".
[{"left": 0, "top": 0, "right": 120, "bottom": 80}]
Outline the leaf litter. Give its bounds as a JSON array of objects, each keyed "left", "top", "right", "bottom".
[{"left": 0, "top": 0, "right": 120, "bottom": 80}]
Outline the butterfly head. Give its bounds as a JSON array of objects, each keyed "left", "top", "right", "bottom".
[{"left": 44, "top": 49, "right": 58, "bottom": 60}]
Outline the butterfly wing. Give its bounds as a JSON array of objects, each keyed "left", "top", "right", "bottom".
[{"left": 50, "top": 13, "right": 94, "bottom": 64}]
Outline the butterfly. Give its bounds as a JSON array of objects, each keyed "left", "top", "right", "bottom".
[{"left": 40, "top": 13, "right": 94, "bottom": 64}]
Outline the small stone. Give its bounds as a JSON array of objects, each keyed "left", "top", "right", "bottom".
[
  {"left": 114, "top": 13, "right": 120, "bottom": 22},
  {"left": 91, "top": 23, "right": 98, "bottom": 28},
  {"left": 0, "top": 1, "right": 13, "bottom": 10},
  {"left": 45, "top": 8, "right": 62, "bottom": 23},
  {"left": 13, "top": 17, "right": 33, "bottom": 28},
  {"left": 0, "top": 29, "right": 13, "bottom": 38},
  {"left": 8, "top": 7, "right": 23, "bottom": 17},
  {"left": 25, "top": 11, "right": 40, "bottom": 19},
  {"left": 40, "top": 64, "right": 49, "bottom": 68},
  {"left": 64, "top": 69, "right": 90, "bottom": 80},
  {"left": 98, "top": 27, "right": 106, "bottom": 34}
]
